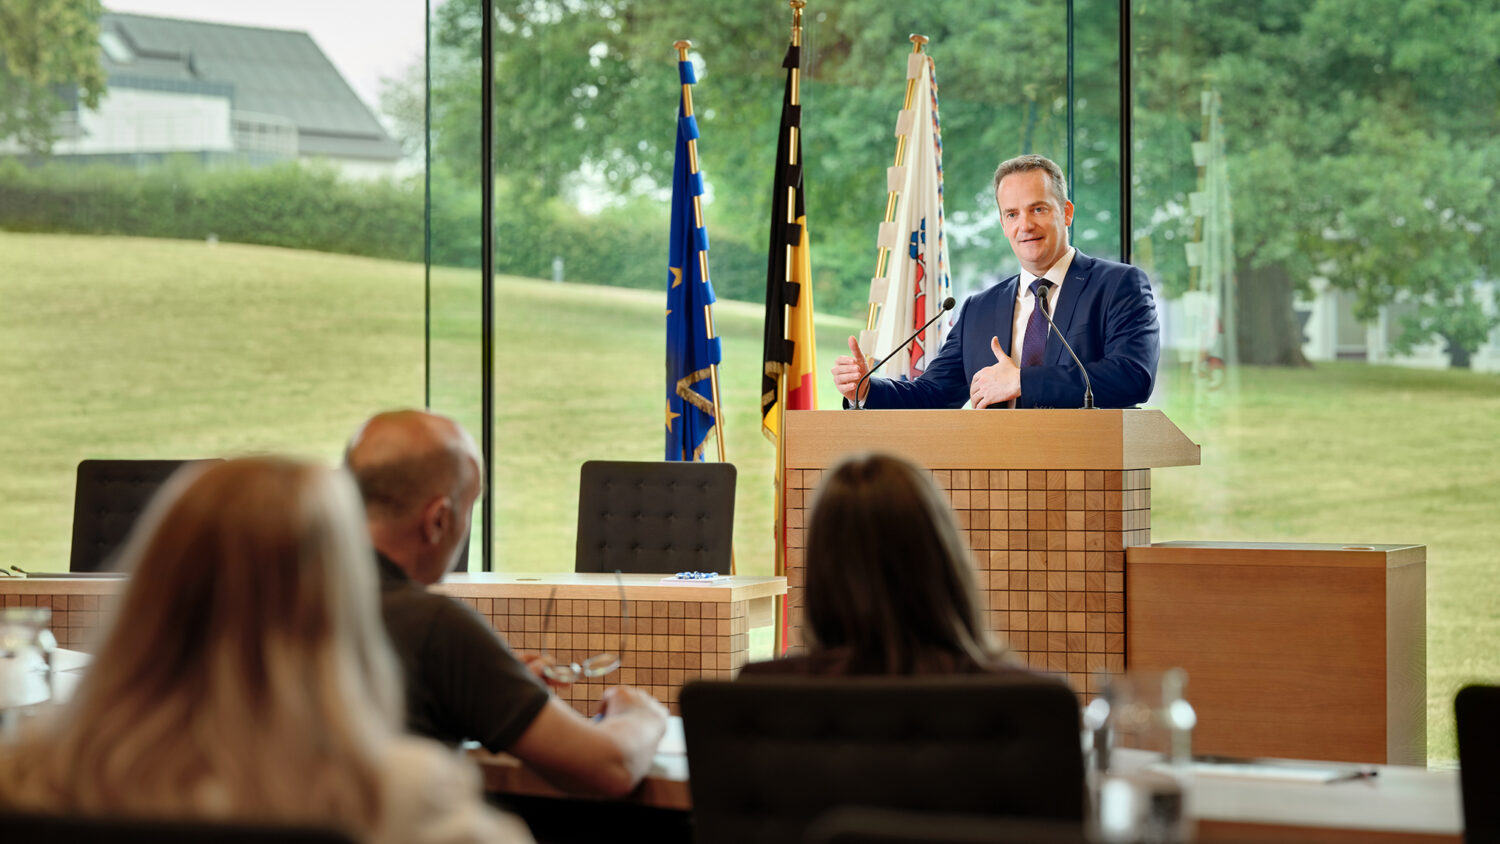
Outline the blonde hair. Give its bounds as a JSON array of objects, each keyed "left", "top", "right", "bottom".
[{"left": 0, "top": 457, "right": 402, "bottom": 834}]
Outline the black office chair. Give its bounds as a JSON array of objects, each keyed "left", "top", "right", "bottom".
[
  {"left": 1457, "top": 684, "right": 1500, "bottom": 844},
  {"left": 574, "top": 460, "right": 735, "bottom": 574},
  {"left": 680, "top": 676, "right": 1086, "bottom": 844},
  {"left": 69, "top": 459, "right": 216, "bottom": 572},
  {"left": 0, "top": 811, "right": 357, "bottom": 843},
  {"left": 806, "top": 807, "right": 1090, "bottom": 844}
]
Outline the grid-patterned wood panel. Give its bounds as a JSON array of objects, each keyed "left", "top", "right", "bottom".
[
  {"left": 3, "top": 576, "right": 779, "bottom": 718},
  {"left": 453, "top": 596, "right": 751, "bottom": 716},
  {"left": 785, "top": 467, "right": 1151, "bottom": 695},
  {"left": 1, "top": 591, "right": 116, "bottom": 650}
]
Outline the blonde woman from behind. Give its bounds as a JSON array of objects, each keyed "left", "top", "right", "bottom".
[{"left": 0, "top": 457, "right": 531, "bottom": 844}]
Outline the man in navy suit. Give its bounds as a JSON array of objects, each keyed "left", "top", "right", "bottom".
[{"left": 833, "top": 154, "right": 1159, "bottom": 409}]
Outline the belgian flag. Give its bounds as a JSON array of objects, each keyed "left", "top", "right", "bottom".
[{"left": 760, "top": 35, "right": 817, "bottom": 445}]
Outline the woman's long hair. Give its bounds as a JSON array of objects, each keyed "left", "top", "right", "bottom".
[
  {"left": 804, "top": 452, "right": 1003, "bottom": 674},
  {"left": 1, "top": 457, "right": 402, "bottom": 833}
]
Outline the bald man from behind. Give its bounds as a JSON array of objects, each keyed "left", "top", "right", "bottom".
[{"left": 345, "top": 409, "right": 667, "bottom": 798}]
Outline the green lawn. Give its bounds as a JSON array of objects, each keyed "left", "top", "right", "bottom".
[{"left": 3, "top": 231, "right": 1496, "bottom": 761}]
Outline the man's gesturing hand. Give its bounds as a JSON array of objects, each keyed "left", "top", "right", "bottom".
[
  {"left": 970, "top": 336, "right": 1022, "bottom": 409},
  {"left": 832, "top": 335, "right": 873, "bottom": 404}
]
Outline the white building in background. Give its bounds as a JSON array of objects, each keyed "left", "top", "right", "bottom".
[
  {"left": 1296, "top": 280, "right": 1500, "bottom": 373},
  {"left": 0, "top": 12, "right": 401, "bottom": 180}
]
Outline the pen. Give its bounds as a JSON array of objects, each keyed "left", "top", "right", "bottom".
[{"left": 1326, "top": 769, "right": 1379, "bottom": 784}]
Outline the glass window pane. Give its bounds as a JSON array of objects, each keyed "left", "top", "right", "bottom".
[
  {"left": 1134, "top": 0, "right": 1500, "bottom": 762},
  {"left": 0, "top": 2, "right": 426, "bottom": 568},
  {"left": 478, "top": 4, "right": 1113, "bottom": 576}
]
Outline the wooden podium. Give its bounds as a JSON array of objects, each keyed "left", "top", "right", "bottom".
[{"left": 782, "top": 408, "right": 1200, "bottom": 694}]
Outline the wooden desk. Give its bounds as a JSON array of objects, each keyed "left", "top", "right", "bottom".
[
  {"left": 1126, "top": 542, "right": 1425, "bottom": 764},
  {"left": 1111, "top": 752, "right": 1461, "bottom": 843},
  {"left": 431, "top": 573, "right": 784, "bottom": 715},
  {"left": 0, "top": 573, "right": 786, "bottom": 716},
  {"left": 475, "top": 728, "right": 1461, "bottom": 842},
  {"left": 474, "top": 716, "right": 691, "bottom": 810},
  {"left": 0, "top": 576, "right": 121, "bottom": 649}
]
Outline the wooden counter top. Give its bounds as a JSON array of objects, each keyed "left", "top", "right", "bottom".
[
  {"left": 1131, "top": 541, "right": 1425, "bottom": 569},
  {"left": 433, "top": 573, "right": 785, "bottom": 603}
]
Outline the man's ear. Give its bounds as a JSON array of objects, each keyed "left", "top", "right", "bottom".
[
  {"left": 421, "top": 495, "right": 452, "bottom": 546},
  {"left": 1063, "top": 199, "right": 1075, "bottom": 227}
]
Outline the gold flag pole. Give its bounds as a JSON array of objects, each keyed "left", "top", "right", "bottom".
[
  {"left": 676, "top": 39, "right": 736, "bottom": 575},
  {"left": 772, "top": 0, "right": 808, "bottom": 656},
  {"left": 863, "top": 33, "right": 928, "bottom": 333}
]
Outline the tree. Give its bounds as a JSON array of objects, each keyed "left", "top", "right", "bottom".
[
  {"left": 1134, "top": 0, "right": 1500, "bottom": 366},
  {"left": 422, "top": 0, "right": 1090, "bottom": 315},
  {"left": 419, "top": 0, "right": 1498, "bottom": 359},
  {"left": 0, "top": 0, "right": 107, "bottom": 154}
]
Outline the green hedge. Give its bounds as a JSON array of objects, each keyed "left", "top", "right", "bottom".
[
  {"left": 0, "top": 158, "right": 423, "bottom": 261},
  {"left": 0, "top": 158, "right": 766, "bottom": 302},
  {"left": 510, "top": 197, "right": 766, "bottom": 304}
]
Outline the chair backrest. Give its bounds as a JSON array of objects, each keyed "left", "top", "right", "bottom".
[
  {"left": 806, "top": 807, "right": 1090, "bottom": 844},
  {"left": 0, "top": 811, "right": 357, "bottom": 844},
  {"left": 574, "top": 460, "right": 735, "bottom": 574},
  {"left": 69, "top": 459, "right": 212, "bottom": 572},
  {"left": 1456, "top": 684, "right": 1500, "bottom": 843},
  {"left": 681, "top": 676, "right": 1086, "bottom": 844}
]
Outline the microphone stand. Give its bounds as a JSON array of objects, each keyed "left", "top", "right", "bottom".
[
  {"left": 852, "top": 297, "right": 955, "bottom": 409},
  {"left": 1033, "top": 281, "right": 1095, "bottom": 409}
]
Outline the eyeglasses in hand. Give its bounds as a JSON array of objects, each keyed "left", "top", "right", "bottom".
[{"left": 539, "top": 570, "right": 627, "bottom": 684}]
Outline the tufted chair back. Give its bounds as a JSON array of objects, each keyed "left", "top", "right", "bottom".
[
  {"left": 681, "top": 676, "right": 1085, "bottom": 844},
  {"left": 574, "top": 460, "right": 736, "bottom": 574},
  {"left": 1457, "top": 685, "right": 1500, "bottom": 844},
  {"left": 69, "top": 459, "right": 214, "bottom": 573}
]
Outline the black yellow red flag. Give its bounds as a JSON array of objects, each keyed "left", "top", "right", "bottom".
[{"left": 760, "top": 38, "right": 817, "bottom": 444}]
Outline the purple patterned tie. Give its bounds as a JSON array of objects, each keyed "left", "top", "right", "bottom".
[{"left": 1019, "top": 279, "right": 1050, "bottom": 368}]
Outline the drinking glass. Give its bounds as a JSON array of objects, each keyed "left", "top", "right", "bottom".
[
  {"left": 0, "top": 606, "right": 56, "bottom": 734},
  {"left": 1086, "top": 668, "right": 1198, "bottom": 844}
]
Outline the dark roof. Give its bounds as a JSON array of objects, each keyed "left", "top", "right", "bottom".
[{"left": 100, "top": 12, "right": 401, "bottom": 161}]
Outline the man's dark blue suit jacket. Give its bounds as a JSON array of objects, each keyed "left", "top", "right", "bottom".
[{"left": 863, "top": 250, "right": 1160, "bottom": 409}]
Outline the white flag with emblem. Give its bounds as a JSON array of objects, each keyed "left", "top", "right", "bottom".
[{"left": 862, "top": 50, "right": 952, "bottom": 380}]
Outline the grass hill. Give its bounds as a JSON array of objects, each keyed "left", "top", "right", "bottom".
[{"left": 3, "top": 231, "right": 1496, "bottom": 759}]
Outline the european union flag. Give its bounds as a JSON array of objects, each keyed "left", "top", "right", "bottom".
[{"left": 665, "top": 54, "right": 722, "bottom": 461}]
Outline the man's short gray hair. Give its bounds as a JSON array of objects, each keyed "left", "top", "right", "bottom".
[{"left": 993, "top": 154, "right": 1069, "bottom": 205}]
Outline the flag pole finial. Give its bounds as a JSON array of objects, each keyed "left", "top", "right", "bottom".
[
  {"left": 909, "top": 34, "right": 928, "bottom": 51},
  {"left": 674, "top": 39, "right": 692, "bottom": 59},
  {"left": 790, "top": 0, "right": 805, "bottom": 30}
]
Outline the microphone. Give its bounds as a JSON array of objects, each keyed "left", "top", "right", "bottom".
[
  {"left": 853, "top": 296, "right": 956, "bottom": 409},
  {"left": 1032, "top": 281, "right": 1095, "bottom": 409}
]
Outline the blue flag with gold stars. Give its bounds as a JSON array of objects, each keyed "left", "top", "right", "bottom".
[{"left": 665, "top": 55, "right": 722, "bottom": 461}]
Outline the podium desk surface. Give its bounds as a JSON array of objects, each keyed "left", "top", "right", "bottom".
[
  {"left": 0, "top": 574, "right": 124, "bottom": 596},
  {"left": 784, "top": 408, "right": 1200, "bottom": 470},
  {"left": 0, "top": 573, "right": 786, "bottom": 602},
  {"left": 434, "top": 573, "right": 785, "bottom": 603}
]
